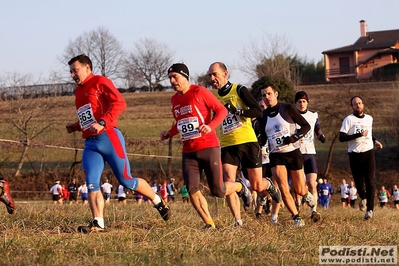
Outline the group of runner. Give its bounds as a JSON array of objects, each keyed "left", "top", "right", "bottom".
[{"left": 1, "top": 57, "right": 381, "bottom": 231}]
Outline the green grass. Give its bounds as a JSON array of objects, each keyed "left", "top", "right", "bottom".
[{"left": 1, "top": 196, "right": 398, "bottom": 265}]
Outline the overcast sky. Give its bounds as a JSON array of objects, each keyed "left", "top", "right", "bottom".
[{"left": 1, "top": 0, "right": 398, "bottom": 87}]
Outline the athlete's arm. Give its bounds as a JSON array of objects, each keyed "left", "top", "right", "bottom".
[
  {"left": 202, "top": 88, "right": 228, "bottom": 129},
  {"left": 98, "top": 77, "right": 127, "bottom": 126},
  {"left": 286, "top": 104, "right": 310, "bottom": 139},
  {"left": 314, "top": 117, "right": 326, "bottom": 143},
  {"left": 339, "top": 132, "right": 362, "bottom": 142},
  {"left": 236, "top": 85, "right": 262, "bottom": 118}
]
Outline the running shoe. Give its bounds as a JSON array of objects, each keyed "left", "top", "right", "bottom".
[
  {"left": 302, "top": 191, "right": 315, "bottom": 208},
  {"left": 292, "top": 215, "right": 305, "bottom": 227},
  {"left": 154, "top": 199, "right": 170, "bottom": 221},
  {"left": 265, "top": 177, "right": 282, "bottom": 203},
  {"left": 359, "top": 199, "right": 367, "bottom": 211},
  {"left": 255, "top": 213, "right": 262, "bottom": 220},
  {"left": 77, "top": 220, "right": 106, "bottom": 234},
  {"left": 0, "top": 180, "right": 15, "bottom": 215},
  {"left": 311, "top": 210, "right": 321, "bottom": 222},
  {"left": 202, "top": 224, "right": 216, "bottom": 231},
  {"left": 271, "top": 216, "right": 279, "bottom": 225},
  {"left": 236, "top": 179, "right": 252, "bottom": 210},
  {"left": 364, "top": 210, "right": 373, "bottom": 220}
]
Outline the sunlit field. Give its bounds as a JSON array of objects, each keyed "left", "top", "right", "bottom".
[{"left": 1, "top": 195, "right": 398, "bottom": 266}]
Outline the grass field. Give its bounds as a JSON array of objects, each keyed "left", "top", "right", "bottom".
[
  {"left": 0, "top": 82, "right": 398, "bottom": 265},
  {"left": 1, "top": 196, "right": 398, "bottom": 266}
]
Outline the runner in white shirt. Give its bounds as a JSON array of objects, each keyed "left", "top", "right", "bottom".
[
  {"left": 339, "top": 179, "right": 350, "bottom": 208},
  {"left": 339, "top": 96, "right": 383, "bottom": 220},
  {"left": 295, "top": 91, "right": 326, "bottom": 222},
  {"left": 348, "top": 181, "right": 358, "bottom": 208},
  {"left": 392, "top": 184, "right": 399, "bottom": 210},
  {"left": 101, "top": 179, "right": 113, "bottom": 204}
]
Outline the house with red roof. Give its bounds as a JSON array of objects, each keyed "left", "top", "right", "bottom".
[{"left": 322, "top": 20, "right": 399, "bottom": 82}]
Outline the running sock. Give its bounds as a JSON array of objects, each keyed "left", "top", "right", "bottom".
[
  {"left": 94, "top": 217, "right": 105, "bottom": 228},
  {"left": 236, "top": 183, "right": 243, "bottom": 193},
  {"left": 152, "top": 194, "right": 161, "bottom": 205}
]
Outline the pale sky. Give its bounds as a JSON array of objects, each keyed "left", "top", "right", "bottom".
[{"left": 1, "top": 0, "right": 398, "bottom": 87}]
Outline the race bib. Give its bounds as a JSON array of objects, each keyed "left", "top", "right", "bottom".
[
  {"left": 221, "top": 113, "right": 242, "bottom": 134},
  {"left": 269, "top": 129, "right": 289, "bottom": 151},
  {"left": 77, "top": 103, "right": 96, "bottom": 130},
  {"left": 322, "top": 189, "right": 329, "bottom": 196},
  {"left": 177, "top": 117, "right": 201, "bottom": 141}
]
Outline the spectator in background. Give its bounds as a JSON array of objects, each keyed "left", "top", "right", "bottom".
[
  {"left": 101, "top": 179, "right": 113, "bottom": 204},
  {"left": 338, "top": 179, "right": 350, "bottom": 208},
  {"left": 392, "top": 185, "right": 399, "bottom": 210},
  {"left": 378, "top": 186, "right": 390, "bottom": 208},
  {"left": 49, "top": 181, "right": 63, "bottom": 205},
  {"left": 167, "top": 178, "right": 177, "bottom": 203},
  {"left": 348, "top": 181, "right": 358, "bottom": 208},
  {"left": 159, "top": 181, "right": 168, "bottom": 203},
  {"left": 134, "top": 192, "right": 143, "bottom": 204},
  {"left": 179, "top": 184, "right": 189, "bottom": 203},
  {"left": 151, "top": 182, "right": 158, "bottom": 194},
  {"left": 319, "top": 179, "right": 334, "bottom": 209},
  {"left": 68, "top": 178, "right": 79, "bottom": 204},
  {"left": 61, "top": 183, "right": 70, "bottom": 204},
  {"left": 0, "top": 179, "right": 15, "bottom": 214},
  {"left": 78, "top": 181, "right": 88, "bottom": 205},
  {"left": 117, "top": 184, "right": 127, "bottom": 205}
]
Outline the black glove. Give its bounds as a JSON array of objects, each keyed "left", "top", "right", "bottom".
[
  {"left": 318, "top": 134, "right": 326, "bottom": 143},
  {"left": 283, "top": 134, "right": 299, "bottom": 144},
  {"left": 224, "top": 103, "right": 237, "bottom": 114}
]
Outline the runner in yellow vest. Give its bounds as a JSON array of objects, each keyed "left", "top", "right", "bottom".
[{"left": 208, "top": 62, "right": 282, "bottom": 226}]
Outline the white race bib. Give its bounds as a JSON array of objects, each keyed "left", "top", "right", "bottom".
[
  {"left": 221, "top": 113, "right": 242, "bottom": 134},
  {"left": 77, "top": 103, "right": 96, "bottom": 130},
  {"left": 177, "top": 117, "right": 201, "bottom": 141}
]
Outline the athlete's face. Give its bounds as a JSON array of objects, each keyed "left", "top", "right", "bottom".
[
  {"left": 168, "top": 72, "right": 189, "bottom": 94},
  {"left": 296, "top": 99, "right": 308, "bottom": 112},
  {"left": 261, "top": 86, "right": 278, "bottom": 108},
  {"left": 70, "top": 61, "right": 91, "bottom": 84},
  {"left": 351, "top": 97, "right": 364, "bottom": 115},
  {"left": 208, "top": 63, "right": 228, "bottom": 90}
]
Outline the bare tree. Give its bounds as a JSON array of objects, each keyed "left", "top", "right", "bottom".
[
  {"left": 122, "top": 38, "right": 174, "bottom": 92},
  {"left": 239, "top": 33, "right": 300, "bottom": 82},
  {"left": 1, "top": 73, "right": 54, "bottom": 176},
  {"left": 61, "top": 26, "right": 125, "bottom": 81}
]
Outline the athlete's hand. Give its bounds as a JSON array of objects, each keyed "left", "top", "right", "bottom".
[
  {"left": 66, "top": 123, "right": 77, "bottom": 133},
  {"left": 375, "top": 140, "right": 383, "bottom": 149},
  {"left": 199, "top": 124, "right": 212, "bottom": 134},
  {"left": 318, "top": 134, "right": 326, "bottom": 143},
  {"left": 224, "top": 103, "right": 237, "bottom": 114},
  {"left": 160, "top": 130, "right": 170, "bottom": 140},
  {"left": 90, "top": 122, "right": 104, "bottom": 134},
  {"left": 283, "top": 134, "right": 299, "bottom": 144}
]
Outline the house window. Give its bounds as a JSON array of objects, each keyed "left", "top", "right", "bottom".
[{"left": 339, "top": 57, "right": 350, "bottom": 74}]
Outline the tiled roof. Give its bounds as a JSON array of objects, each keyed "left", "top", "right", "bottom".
[{"left": 322, "top": 29, "right": 399, "bottom": 54}]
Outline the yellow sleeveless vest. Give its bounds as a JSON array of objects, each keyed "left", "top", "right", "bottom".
[{"left": 214, "top": 84, "right": 257, "bottom": 147}]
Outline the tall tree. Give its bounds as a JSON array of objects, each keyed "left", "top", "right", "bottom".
[
  {"left": 122, "top": 38, "right": 174, "bottom": 92},
  {"left": 61, "top": 26, "right": 125, "bottom": 80}
]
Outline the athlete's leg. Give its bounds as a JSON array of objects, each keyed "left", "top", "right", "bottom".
[
  {"left": 82, "top": 140, "right": 105, "bottom": 221},
  {"left": 223, "top": 163, "right": 242, "bottom": 224},
  {"left": 272, "top": 165, "right": 298, "bottom": 216},
  {"left": 363, "top": 151, "right": 376, "bottom": 212}
]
